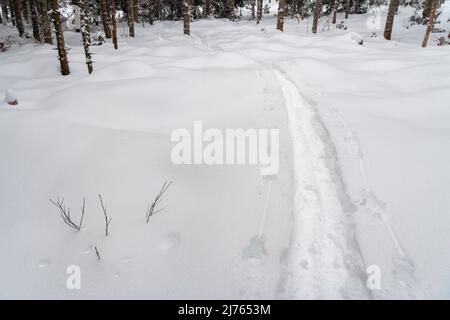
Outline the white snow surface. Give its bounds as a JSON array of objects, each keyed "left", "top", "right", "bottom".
[{"left": 0, "top": 5, "right": 449, "bottom": 299}]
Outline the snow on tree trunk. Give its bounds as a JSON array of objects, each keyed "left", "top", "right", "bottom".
[
  {"left": 38, "top": 0, "right": 53, "bottom": 44},
  {"left": 422, "top": 0, "right": 439, "bottom": 47},
  {"left": 256, "top": 0, "right": 262, "bottom": 24},
  {"left": 51, "top": 0, "right": 70, "bottom": 76},
  {"left": 30, "top": 0, "right": 41, "bottom": 42},
  {"left": 384, "top": 0, "right": 399, "bottom": 40},
  {"left": 1, "top": 0, "right": 9, "bottom": 24},
  {"left": 79, "top": 0, "right": 93, "bottom": 74},
  {"left": 111, "top": 0, "right": 118, "bottom": 49},
  {"left": 312, "top": 0, "right": 322, "bottom": 34},
  {"left": 182, "top": 0, "right": 190, "bottom": 35},
  {"left": 12, "top": 0, "right": 24, "bottom": 36},
  {"left": 99, "top": 0, "right": 111, "bottom": 39},
  {"left": 5, "top": 89, "right": 18, "bottom": 106},
  {"left": 332, "top": 0, "right": 337, "bottom": 24},
  {"left": 127, "top": 0, "right": 135, "bottom": 37},
  {"left": 276, "top": 0, "right": 285, "bottom": 31}
]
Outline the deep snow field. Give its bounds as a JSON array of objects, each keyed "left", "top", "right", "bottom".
[{"left": 0, "top": 4, "right": 449, "bottom": 299}]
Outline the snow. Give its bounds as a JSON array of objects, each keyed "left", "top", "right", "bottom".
[{"left": 0, "top": 4, "right": 449, "bottom": 299}]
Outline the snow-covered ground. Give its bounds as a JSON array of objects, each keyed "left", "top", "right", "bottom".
[{"left": 0, "top": 4, "right": 449, "bottom": 299}]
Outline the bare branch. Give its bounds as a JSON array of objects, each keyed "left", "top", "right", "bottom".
[
  {"left": 98, "top": 194, "right": 112, "bottom": 236},
  {"left": 94, "top": 246, "right": 101, "bottom": 261},
  {"left": 146, "top": 181, "right": 173, "bottom": 223},
  {"left": 50, "top": 196, "right": 85, "bottom": 231}
]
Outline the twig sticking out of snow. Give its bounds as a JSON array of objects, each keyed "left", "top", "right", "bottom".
[
  {"left": 94, "top": 246, "right": 101, "bottom": 261},
  {"left": 146, "top": 181, "right": 173, "bottom": 223},
  {"left": 98, "top": 194, "right": 112, "bottom": 236},
  {"left": 50, "top": 197, "right": 85, "bottom": 231}
]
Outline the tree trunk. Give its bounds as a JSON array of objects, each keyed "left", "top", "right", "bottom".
[
  {"left": 38, "top": 0, "right": 53, "bottom": 44},
  {"left": 51, "top": 0, "right": 70, "bottom": 75},
  {"left": 12, "top": 0, "right": 24, "bottom": 36},
  {"left": 256, "top": 0, "right": 262, "bottom": 24},
  {"left": 133, "top": 0, "right": 139, "bottom": 23},
  {"left": 22, "top": 0, "right": 30, "bottom": 23},
  {"left": 99, "top": 0, "right": 111, "bottom": 38},
  {"left": 127, "top": 0, "right": 135, "bottom": 37},
  {"left": 1, "top": 0, "right": 9, "bottom": 24},
  {"left": 422, "top": 0, "right": 439, "bottom": 47},
  {"left": 182, "top": 0, "right": 189, "bottom": 35},
  {"left": 79, "top": 0, "right": 93, "bottom": 73},
  {"left": 384, "top": 0, "right": 399, "bottom": 40},
  {"left": 226, "top": 0, "right": 234, "bottom": 21},
  {"left": 30, "top": 0, "right": 41, "bottom": 41},
  {"left": 345, "top": 0, "right": 349, "bottom": 19},
  {"left": 204, "top": 0, "right": 211, "bottom": 17},
  {"left": 332, "top": 0, "right": 337, "bottom": 24},
  {"left": 276, "top": 0, "right": 285, "bottom": 31},
  {"left": 111, "top": 0, "right": 118, "bottom": 49},
  {"left": 312, "top": 0, "right": 322, "bottom": 34},
  {"left": 422, "top": 0, "right": 433, "bottom": 23}
]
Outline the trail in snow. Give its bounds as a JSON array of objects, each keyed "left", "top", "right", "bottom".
[{"left": 274, "top": 69, "right": 371, "bottom": 299}]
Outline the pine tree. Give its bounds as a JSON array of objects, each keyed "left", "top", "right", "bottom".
[
  {"left": 30, "top": 0, "right": 41, "bottom": 41},
  {"left": 79, "top": 0, "right": 93, "bottom": 73},
  {"left": 226, "top": 0, "right": 234, "bottom": 21},
  {"left": 38, "top": 0, "right": 53, "bottom": 44},
  {"left": 276, "top": 0, "right": 285, "bottom": 31},
  {"left": 1, "top": 0, "right": 9, "bottom": 24},
  {"left": 422, "top": 0, "right": 439, "bottom": 47},
  {"left": 312, "top": 0, "right": 322, "bottom": 34},
  {"left": 256, "top": 0, "right": 262, "bottom": 24},
  {"left": 133, "top": 0, "right": 139, "bottom": 22},
  {"left": 99, "top": 0, "right": 111, "bottom": 38},
  {"left": 332, "top": 0, "right": 337, "bottom": 24},
  {"left": 182, "top": 0, "right": 190, "bottom": 35},
  {"left": 111, "top": 0, "right": 118, "bottom": 49},
  {"left": 384, "top": 0, "right": 399, "bottom": 40},
  {"left": 127, "top": 0, "right": 135, "bottom": 37},
  {"left": 51, "top": 0, "right": 70, "bottom": 75},
  {"left": 204, "top": 0, "right": 211, "bottom": 17},
  {"left": 12, "top": 0, "right": 25, "bottom": 36}
]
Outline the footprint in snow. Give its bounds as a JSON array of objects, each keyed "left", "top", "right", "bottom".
[
  {"left": 156, "top": 233, "right": 180, "bottom": 251},
  {"left": 38, "top": 259, "right": 51, "bottom": 269}
]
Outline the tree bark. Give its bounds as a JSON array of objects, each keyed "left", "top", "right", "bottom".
[
  {"left": 38, "top": 0, "right": 53, "bottom": 44},
  {"left": 12, "top": 0, "right": 24, "bottom": 36},
  {"left": 127, "top": 0, "right": 135, "bottom": 37},
  {"left": 276, "top": 0, "right": 285, "bottom": 31},
  {"left": 422, "top": 0, "right": 433, "bottom": 23},
  {"left": 133, "top": 0, "right": 139, "bottom": 23},
  {"left": 99, "top": 0, "right": 111, "bottom": 38},
  {"left": 111, "top": 0, "right": 118, "bottom": 49},
  {"left": 332, "top": 0, "right": 337, "bottom": 24},
  {"left": 1, "top": 0, "right": 9, "bottom": 24},
  {"left": 422, "top": 0, "right": 439, "bottom": 47},
  {"left": 51, "top": 0, "right": 70, "bottom": 75},
  {"left": 312, "top": 0, "right": 322, "bottom": 34},
  {"left": 204, "top": 0, "right": 211, "bottom": 17},
  {"left": 256, "top": 0, "right": 262, "bottom": 24},
  {"left": 345, "top": 0, "right": 349, "bottom": 19},
  {"left": 30, "top": 0, "right": 41, "bottom": 41},
  {"left": 79, "top": 0, "right": 93, "bottom": 73},
  {"left": 226, "top": 0, "right": 234, "bottom": 21},
  {"left": 384, "top": 0, "right": 399, "bottom": 40},
  {"left": 182, "top": 0, "right": 189, "bottom": 35}
]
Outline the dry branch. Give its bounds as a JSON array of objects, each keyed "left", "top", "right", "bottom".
[
  {"left": 146, "top": 181, "right": 172, "bottom": 223},
  {"left": 50, "top": 196, "right": 85, "bottom": 231},
  {"left": 98, "top": 194, "right": 112, "bottom": 236}
]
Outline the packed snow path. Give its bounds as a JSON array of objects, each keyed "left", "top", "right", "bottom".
[{"left": 274, "top": 70, "right": 371, "bottom": 299}]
